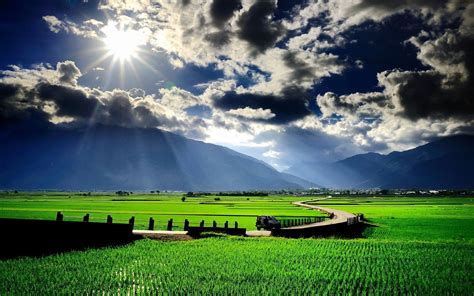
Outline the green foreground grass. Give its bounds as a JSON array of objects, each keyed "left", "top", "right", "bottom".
[
  {"left": 0, "top": 194, "right": 473, "bottom": 294},
  {"left": 0, "top": 238, "right": 471, "bottom": 295}
]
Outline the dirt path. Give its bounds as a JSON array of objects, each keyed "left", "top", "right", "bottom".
[
  {"left": 285, "top": 200, "right": 357, "bottom": 229},
  {"left": 248, "top": 198, "right": 358, "bottom": 235},
  {"left": 246, "top": 230, "right": 272, "bottom": 237}
]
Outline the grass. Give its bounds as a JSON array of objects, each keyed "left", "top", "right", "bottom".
[
  {"left": 0, "top": 193, "right": 324, "bottom": 230},
  {"left": 0, "top": 194, "right": 473, "bottom": 294},
  {"left": 0, "top": 238, "right": 471, "bottom": 294},
  {"left": 309, "top": 196, "right": 474, "bottom": 241}
]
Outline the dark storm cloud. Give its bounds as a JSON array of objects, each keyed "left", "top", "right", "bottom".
[
  {"left": 385, "top": 33, "right": 474, "bottom": 120},
  {"left": 0, "top": 82, "right": 56, "bottom": 131},
  {"left": 214, "top": 86, "right": 311, "bottom": 124},
  {"left": 205, "top": 0, "right": 242, "bottom": 48},
  {"left": 0, "top": 82, "right": 20, "bottom": 99},
  {"left": 205, "top": 31, "right": 231, "bottom": 48},
  {"left": 76, "top": 90, "right": 160, "bottom": 128},
  {"left": 36, "top": 83, "right": 99, "bottom": 119},
  {"left": 133, "top": 105, "right": 161, "bottom": 127},
  {"left": 0, "top": 79, "right": 161, "bottom": 129},
  {"left": 210, "top": 0, "right": 242, "bottom": 27},
  {"left": 389, "top": 70, "right": 474, "bottom": 120},
  {"left": 237, "top": 0, "right": 285, "bottom": 53},
  {"left": 283, "top": 52, "right": 317, "bottom": 83},
  {"left": 107, "top": 93, "right": 134, "bottom": 123},
  {"left": 0, "top": 83, "right": 35, "bottom": 124}
]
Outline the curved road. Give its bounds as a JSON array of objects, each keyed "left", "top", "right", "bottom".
[
  {"left": 247, "top": 199, "right": 358, "bottom": 236},
  {"left": 285, "top": 200, "right": 357, "bottom": 229}
]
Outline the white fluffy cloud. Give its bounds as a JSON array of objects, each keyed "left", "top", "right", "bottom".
[
  {"left": 43, "top": 15, "right": 101, "bottom": 38},
  {"left": 227, "top": 107, "right": 275, "bottom": 120}
]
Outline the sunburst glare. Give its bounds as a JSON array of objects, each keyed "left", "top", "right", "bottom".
[{"left": 101, "top": 23, "right": 146, "bottom": 60}]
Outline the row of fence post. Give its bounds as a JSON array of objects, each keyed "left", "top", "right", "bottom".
[
  {"left": 56, "top": 212, "right": 240, "bottom": 231},
  {"left": 57, "top": 211, "right": 326, "bottom": 230}
]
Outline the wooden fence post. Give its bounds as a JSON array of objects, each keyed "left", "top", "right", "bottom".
[
  {"left": 213, "top": 220, "right": 217, "bottom": 228},
  {"left": 184, "top": 219, "right": 189, "bottom": 231},
  {"left": 200, "top": 220, "right": 205, "bottom": 228},
  {"left": 83, "top": 213, "right": 89, "bottom": 222},
  {"left": 224, "top": 221, "right": 229, "bottom": 229},
  {"left": 167, "top": 219, "right": 173, "bottom": 231},
  {"left": 107, "top": 215, "right": 113, "bottom": 224},
  {"left": 148, "top": 217, "right": 154, "bottom": 230},
  {"left": 129, "top": 216, "right": 135, "bottom": 229},
  {"left": 56, "top": 211, "right": 63, "bottom": 222}
]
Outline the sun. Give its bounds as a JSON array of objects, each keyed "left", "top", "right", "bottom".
[{"left": 101, "top": 24, "right": 145, "bottom": 60}]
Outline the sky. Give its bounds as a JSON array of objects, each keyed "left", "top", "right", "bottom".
[{"left": 0, "top": 0, "right": 473, "bottom": 171}]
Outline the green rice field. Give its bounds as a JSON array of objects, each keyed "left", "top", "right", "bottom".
[
  {"left": 0, "top": 192, "right": 324, "bottom": 230},
  {"left": 0, "top": 194, "right": 473, "bottom": 294}
]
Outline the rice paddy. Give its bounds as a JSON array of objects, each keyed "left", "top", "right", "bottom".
[{"left": 0, "top": 194, "right": 472, "bottom": 294}]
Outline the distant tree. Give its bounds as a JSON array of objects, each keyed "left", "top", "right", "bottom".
[
  {"left": 150, "top": 191, "right": 155, "bottom": 194},
  {"left": 214, "top": 197, "right": 221, "bottom": 201},
  {"left": 181, "top": 196, "right": 186, "bottom": 202},
  {"left": 156, "top": 190, "right": 160, "bottom": 194},
  {"left": 14, "top": 190, "right": 18, "bottom": 194},
  {"left": 186, "top": 192, "right": 194, "bottom": 197}
]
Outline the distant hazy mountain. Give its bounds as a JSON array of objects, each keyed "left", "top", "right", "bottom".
[
  {"left": 0, "top": 124, "right": 313, "bottom": 191},
  {"left": 285, "top": 135, "right": 474, "bottom": 189}
]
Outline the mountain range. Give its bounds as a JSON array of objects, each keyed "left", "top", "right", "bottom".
[
  {"left": 0, "top": 124, "right": 313, "bottom": 191},
  {"left": 1, "top": 123, "right": 472, "bottom": 190},
  {"left": 285, "top": 135, "right": 474, "bottom": 189}
]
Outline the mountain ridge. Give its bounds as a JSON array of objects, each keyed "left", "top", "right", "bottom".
[
  {"left": 0, "top": 124, "right": 314, "bottom": 191},
  {"left": 285, "top": 135, "right": 474, "bottom": 189}
]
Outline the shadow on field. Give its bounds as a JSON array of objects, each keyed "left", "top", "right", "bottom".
[
  {"left": 272, "top": 222, "right": 376, "bottom": 239},
  {"left": 0, "top": 218, "right": 137, "bottom": 259},
  {"left": 325, "top": 221, "right": 376, "bottom": 239}
]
